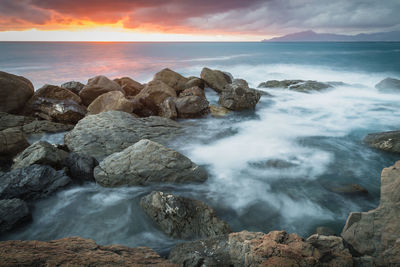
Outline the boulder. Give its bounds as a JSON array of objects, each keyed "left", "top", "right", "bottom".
[
  {"left": 62, "top": 152, "right": 98, "bottom": 182},
  {"left": 0, "top": 164, "right": 71, "bottom": 200},
  {"left": 232, "top": 78, "right": 249, "bottom": 88},
  {"left": 28, "top": 84, "right": 82, "bottom": 105},
  {"left": 0, "top": 128, "right": 29, "bottom": 157},
  {"left": 60, "top": 81, "right": 85, "bottom": 95},
  {"left": 209, "top": 105, "right": 232, "bottom": 117},
  {"left": 200, "top": 67, "right": 232, "bottom": 93},
  {"left": 140, "top": 191, "right": 230, "bottom": 239},
  {"left": 64, "top": 111, "right": 181, "bottom": 159},
  {"left": 0, "top": 198, "right": 31, "bottom": 234},
  {"left": 160, "top": 97, "right": 177, "bottom": 120},
  {"left": 114, "top": 77, "right": 144, "bottom": 97},
  {"left": 175, "top": 95, "right": 210, "bottom": 118},
  {"left": 87, "top": 91, "right": 133, "bottom": 115},
  {"left": 94, "top": 139, "right": 207, "bottom": 187},
  {"left": 153, "top": 68, "right": 188, "bottom": 93},
  {"left": 219, "top": 84, "right": 261, "bottom": 110},
  {"left": 0, "top": 237, "right": 177, "bottom": 266},
  {"left": 79, "top": 75, "right": 123, "bottom": 106},
  {"left": 258, "top": 80, "right": 332, "bottom": 92},
  {"left": 375, "top": 77, "right": 400, "bottom": 92},
  {"left": 341, "top": 160, "right": 400, "bottom": 265},
  {"left": 0, "top": 112, "right": 35, "bottom": 131},
  {"left": 0, "top": 71, "right": 34, "bottom": 113},
  {"left": 364, "top": 130, "right": 400, "bottom": 153},
  {"left": 12, "top": 141, "right": 68, "bottom": 170},
  {"left": 185, "top": 77, "right": 205, "bottom": 90},
  {"left": 179, "top": 86, "right": 205, "bottom": 98}
]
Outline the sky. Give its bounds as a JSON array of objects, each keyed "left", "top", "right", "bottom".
[{"left": 0, "top": 0, "right": 399, "bottom": 41}]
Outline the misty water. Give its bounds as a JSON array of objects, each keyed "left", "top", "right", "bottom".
[{"left": 1, "top": 42, "right": 400, "bottom": 255}]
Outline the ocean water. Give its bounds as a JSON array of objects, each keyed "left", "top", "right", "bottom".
[{"left": 1, "top": 42, "right": 400, "bottom": 255}]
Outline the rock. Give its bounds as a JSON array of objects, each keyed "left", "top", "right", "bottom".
[
  {"left": 140, "top": 191, "right": 230, "bottom": 239},
  {"left": 87, "top": 91, "right": 133, "bottom": 115},
  {"left": 232, "top": 78, "right": 249, "bottom": 88},
  {"left": 0, "top": 128, "right": 29, "bottom": 157},
  {"left": 60, "top": 81, "right": 85, "bottom": 95},
  {"left": 62, "top": 152, "right": 98, "bottom": 182},
  {"left": 94, "top": 139, "right": 207, "bottom": 187},
  {"left": 219, "top": 84, "right": 261, "bottom": 110},
  {"left": 0, "top": 198, "right": 31, "bottom": 234},
  {"left": 248, "top": 159, "right": 298, "bottom": 169},
  {"left": 160, "top": 97, "right": 177, "bottom": 120},
  {"left": 258, "top": 80, "right": 304, "bottom": 88},
  {"left": 175, "top": 96, "right": 210, "bottom": 118},
  {"left": 179, "top": 86, "right": 205, "bottom": 98},
  {"left": 114, "top": 77, "right": 144, "bottom": 97},
  {"left": 153, "top": 68, "right": 188, "bottom": 93},
  {"left": 329, "top": 183, "right": 369, "bottom": 195},
  {"left": 21, "top": 120, "right": 73, "bottom": 134},
  {"left": 209, "top": 105, "right": 232, "bottom": 117},
  {"left": 30, "top": 98, "right": 86, "bottom": 124},
  {"left": 0, "top": 164, "right": 71, "bottom": 200},
  {"left": 200, "top": 67, "right": 232, "bottom": 93},
  {"left": 0, "top": 112, "right": 35, "bottom": 131},
  {"left": 364, "top": 130, "right": 400, "bottom": 153},
  {"left": 341, "top": 160, "right": 400, "bottom": 265},
  {"left": 79, "top": 75, "right": 124, "bottom": 106},
  {"left": 0, "top": 237, "right": 177, "bottom": 266},
  {"left": 12, "top": 141, "right": 68, "bottom": 170},
  {"left": 258, "top": 80, "right": 332, "bottom": 92},
  {"left": 375, "top": 77, "right": 400, "bottom": 92},
  {"left": 0, "top": 71, "right": 34, "bottom": 113},
  {"left": 185, "top": 77, "right": 205, "bottom": 90},
  {"left": 65, "top": 111, "right": 181, "bottom": 159},
  {"left": 313, "top": 226, "right": 336, "bottom": 236},
  {"left": 28, "top": 84, "right": 82, "bottom": 105}
]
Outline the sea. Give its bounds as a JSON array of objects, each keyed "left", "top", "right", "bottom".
[{"left": 1, "top": 42, "right": 400, "bottom": 255}]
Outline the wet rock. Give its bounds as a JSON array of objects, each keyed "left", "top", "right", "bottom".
[
  {"left": 200, "top": 67, "right": 232, "bottom": 93},
  {"left": 0, "top": 164, "right": 71, "bottom": 200},
  {"left": 62, "top": 152, "right": 98, "bottom": 182},
  {"left": 258, "top": 79, "right": 304, "bottom": 88},
  {"left": 94, "top": 139, "right": 207, "bottom": 187},
  {"left": 160, "top": 97, "right": 177, "bottom": 120},
  {"left": 87, "top": 91, "right": 133, "bottom": 115},
  {"left": 0, "top": 128, "right": 29, "bottom": 157},
  {"left": 153, "top": 68, "right": 188, "bottom": 93},
  {"left": 232, "top": 78, "right": 249, "bottom": 88},
  {"left": 209, "top": 105, "right": 232, "bottom": 117},
  {"left": 258, "top": 80, "right": 332, "bottom": 92},
  {"left": 249, "top": 159, "right": 298, "bottom": 169},
  {"left": 375, "top": 77, "right": 400, "bottom": 92},
  {"left": 341, "top": 160, "right": 400, "bottom": 265},
  {"left": 219, "top": 83, "right": 261, "bottom": 110},
  {"left": 364, "top": 130, "right": 400, "bottom": 153},
  {"left": 79, "top": 75, "right": 123, "bottom": 106},
  {"left": 28, "top": 84, "right": 82, "bottom": 105},
  {"left": 313, "top": 226, "right": 336, "bottom": 236},
  {"left": 12, "top": 141, "right": 68, "bottom": 170},
  {"left": 0, "top": 198, "right": 31, "bottom": 234},
  {"left": 60, "top": 81, "right": 85, "bottom": 95},
  {"left": 0, "top": 112, "right": 35, "bottom": 131},
  {"left": 179, "top": 86, "right": 205, "bottom": 98},
  {"left": 0, "top": 71, "right": 34, "bottom": 113},
  {"left": 0, "top": 237, "right": 177, "bottom": 266},
  {"left": 329, "top": 183, "right": 369, "bottom": 195},
  {"left": 140, "top": 191, "right": 230, "bottom": 239},
  {"left": 185, "top": 77, "right": 205, "bottom": 90},
  {"left": 114, "top": 77, "right": 144, "bottom": 97},
  {"left": 175, "top": 95, "right": 210, "bottom": 118},
  {"left": 65, "top": 111, "right": 181, "bottom": 159}
]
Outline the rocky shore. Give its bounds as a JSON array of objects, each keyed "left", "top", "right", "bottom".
[{"left": 1, "top": 69, "right": 400, "bottom": 266}]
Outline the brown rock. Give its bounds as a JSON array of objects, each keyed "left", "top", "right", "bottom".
[
  {"left": 219, "top": 84, "right": 261, "bottom": 110},
  {"left": 0, "top": 71, "right": 34, "bottom": 113},
  {"left": 175, "top": 96, "right": 210, "bottom": 118},
  {"left": 0, "top": 237, "right": 177, "bottom": 266},
  {"left": 153, "top": 68, "right": 188, "bottom": 93},
  {"left": 160, "top": 97, "right": 177, "bottom": 120},
  {"left": 60, "top": 81, "right": 85, "bottom": 95},
  {"left": 0, "top": 128, "right": 29, "bottom": 157},
  {"left": 79, "top": 75, "right": 123, "bottom": 106},
  {"left": 185, "top": 77, "right": 205, "bottom": 90},
  {"left": 114, "top": 77, "right": 144, "bottom": 97},
  {"left": 179, "top": 86, "right": 205, "bottom": 98},
  {"left": 87, "top": 91, "right": 133, "bottom": 115},
  {"left": 329, "top": 183, "right": 369, "bottom": 195},
  {"left": 29, "top": 84, "right": 82, "bottom": 104},
  {"left": 209, "top": 105, "right": 232, "bottom": 117},
  {"left": 200, "top": 67, "right": 232, "bottom": 93}
]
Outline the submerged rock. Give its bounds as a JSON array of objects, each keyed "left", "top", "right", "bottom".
[
  {"left": 258, "top": 79, "right": 332, "bottom": 92},
  {"left": 0, "top": 237, "right": 177, "bottom": 266},
  {"left": 0, "top": 164, "right": 71, "bottom": 200},
  {"left": 329, "top": 183, "right": 369, "bottom": 195},
  {"left": 87, "top": 91, "right": 133, "bottom": 115},
  {"left": 94, "top": 139, "right": 207, "bottom": 187},
  {"left": 219, "top": 83, "right": 261, "bottom": 110},
  {"left": 0, "top": 198, "right": 31, "bottom": 234},
  {"left": 65, "top": 111, "right": 181, "bottom": 159},
  {"left": 375, "top": 77, "right": 400, "bottom": 92},
  {"left": 200, "top": 67, "right": 232, "bottom": 93},
  {"left": 364, "top": 130, "right": 400, "bottom": 153},
  {"left": 79, "top": 75, "right": 123, "bottom": 106},
  {"left": 153, "top": 68, "right": 188, "bottom": 93},
  {"left": 60, "top": 81, "right": 85, "bottom": 95},
  {"left": 62, "top": 152, "right": 98, "bottom": 182},
  {"left": 0, "top": 128, "right": 29, "bottom": 157},
  {"left": 209, "top": 105, "right": 232, "bottom": 117},
  {"left": 0, "top": 71, "right": 34, "bottom": 113},
  {"left": 140, "top": 191, "right": 230, "bottom": 239},
  {"left": 114, "top": 77, "right": 144, "bottom": 97}
]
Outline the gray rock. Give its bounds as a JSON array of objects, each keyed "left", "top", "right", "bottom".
[
  {"left": 0, "top": 112, "right": 35, "bottom": 131},
  {"left": 219, "top": 84, "right": 261, "bottom": 110},
  {"left": 313, "top": 226, "right": 336, "bottom": 236},
  {"left": 159, "top": 97, "right": 177, "bottom": 120},
  {"left": 200, "top": 67, "right": 232, "bottom": 93},
  {"left": 175, "top": 95, "right": 210, "bottom": 118},
  {"left": 0, "top": 71, "right": 34, "bottom": 113},
  {"left": 364, "top": 130, "right": 400, "bottom": 153},
  {"left": 64, "top": 111, "right": 181, "bottom": 159},
  {"left": 140, "top": 191, "right": 230, "bottom": 239},
  {"left": 62, "top": 152, "right": 98, "bottom": 182},
  {"left": 232, "top": 78, "right": 249, "bottom": 88},
  {"left": 94, "top": 139, "right": 207, "bottom": 187},
  {"left": 0, "top": 164, "right": 71, "bottom": 200},
  {"left": 0, "top": 128, "right": 29, "bottom": 157},
  {"left": 375, "top": 77, "right": 400, "bottom": 92},
  {"left": 12, "top": 141, "right": 68, "bottom": 170},
  {"left": 61, "top": 81, "right": 85, "bottom": 95},
  {"left": 0, "top": 198, "right": 31, "bottom": 234},
  {"left": 258, "top": 79, "right": 332, "bottom": 92}
]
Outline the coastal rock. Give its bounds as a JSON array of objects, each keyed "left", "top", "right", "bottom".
[
  {"left": 258, "top": 80, "right": 332, "bottom": 92},
  {"left": 232, "top": 78, "right": 249, "bottom": 88},
  {"left": 30, "top": 98, "right": 86, "bottom": 124},
  {"left": 258, "top": 79, "right": 304, "bottom": 88},
  {"left": 0, "top": 198, "right": 31, "bottom": 234},
  {"left": 0, "top": 164, "right": 71, "bottom": 200},
  {"left": 219, "top": 84, "right": 261, "bottom": 110},
  {"left": 185, "top": 77, "right": 205, "bottom": 90},
  {"left": 341, "top": 160, "right": 400, "bottom": 265},
  {"left": 94, "top": 139, "right": 207, "bottom": 187},
  {"left": 0, "top": 128, "right": 29, "bottom": 157},
  {"left": 79, "top": 75, "right": 123, "bottom": 106},
  {"left": 65, "top": 111, "right": 181, "bottom": 159},
  {"left": 313, "top": 226, "right": 336, "bottom": 236},
  {"left": 375, "top": 77, "right": 400, "bottom": 92},
  {"left": 140, "top": 191, "right": 230, "bottom": 239},
  {"left": 0, "top": 71, "right": 34, "bottom": 113},
  {"left": 28, "top": 84, "right": 82, "bottom": 105},
  {"left": 62, "top": 152, "right": 98, "bottom": 182},
  {"left": 114, "top": 77, "right": 144, "bottom": 97},
  {"left": 87, "top": 91, "right": 133, "bottom": 115},
  {"left": 329, "top": 183, "right": 369, "bottom": 195},
  {"left": 364, "top": 130, "right": 400, "bottom": 153},
  {"left": 60, "top": 81, "right": 85, "bottom": 95},
  {"left": 175, "top": 95, "right": 210, "bottom": 118},
  {"left": 153, "top": 68, "right": 188, "bottom": 93},
  {"left": 210, "top": 105, "right": 232, "bottom": 117},
  {"left": 200, "top": 67, "right": 232, "bottom": 93},
  {"left": 0, "top": 112, "right": 35, "bottom": 131},
  {"left": 160, "top": 97, "right": 177, "bottom": 120},
  {"left": 0, "top": 237, "right": 177, "bottom": 266},
  {"left": 12, "top": 141, "right": 68, "bottom": 170},
  {"left": 179, "top": 86, "right": 205, "bottom": 97}
]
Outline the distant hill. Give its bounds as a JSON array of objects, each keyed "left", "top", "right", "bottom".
[{"left": 262, "top": 30, "right": 400, "bottom": 42}]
